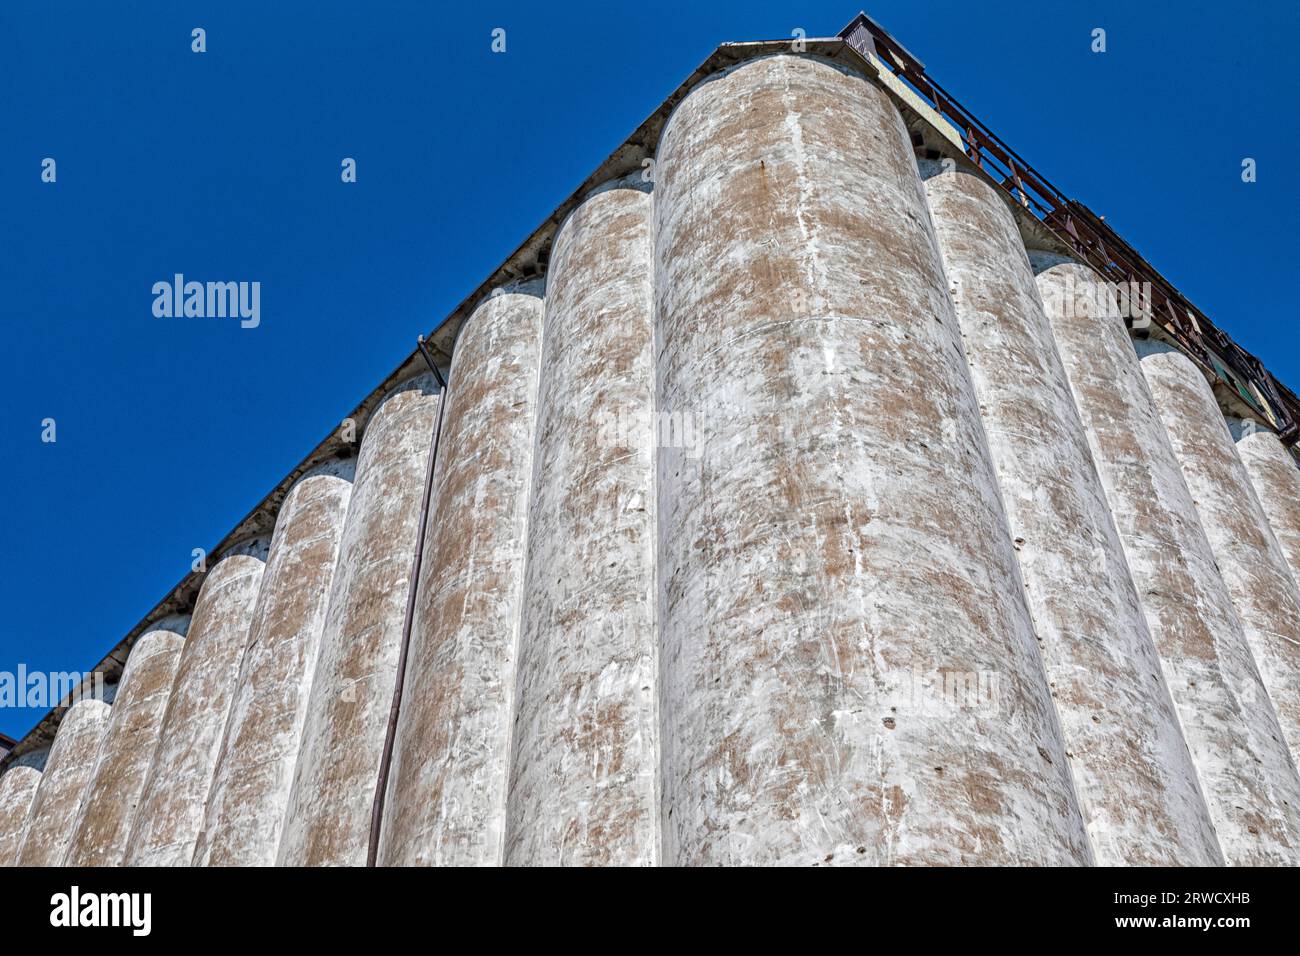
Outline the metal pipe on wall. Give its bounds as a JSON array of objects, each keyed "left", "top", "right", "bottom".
[{"left": 379, "top": 283, "right": 546, "bottom": 866}]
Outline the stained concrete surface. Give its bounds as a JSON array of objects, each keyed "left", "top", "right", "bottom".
[
  {"left": 15, "top": 699, "right": 112, "bottom": 867},
  {"left": 381, "top": 284, "right": 546, "bottom": 867},
  {"left": 126, "top": 544, "right": 268, "bottom": 866},
  {"left": 1140, "top": 343, "right": 1300, "bottom": 772},
  {"left": 1034, "top": 255, "right": 1300, "bottom": 864},
  {"left": 506, "top": 181, "right": 659, "bottom": 866},
  {"left": 0, "top": 766, "right": 40, "bottom": 865},
  {"left": 653, "top": 54, "right": 1088, "bottom": 866},
  {"left": 195, "top": 460, "right": 354, "bottom": 866},
  {"left": 6, "top": 46, "right": 1300, "bottom": 871},
  {"left": 280, "top": 377, "right": 441, "bottom": 867},
  {"left": 1232, "top": 423, "right": 1300, "bottom": 589},
  {"left": 922, "top": 161, "right": 1220, "bottom": 865},
  {"left": 64, "top": 622, "right": 187, "bottom": 867}
]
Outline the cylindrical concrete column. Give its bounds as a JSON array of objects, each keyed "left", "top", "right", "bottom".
[
  {"left": 16, "top": 699, "right": 112, "bottom": 866},
  {"left": 278, "top": 375, "right": 441, "bottom": 867},
  {"left": 1232, "top": 422, "right": 1300, "bottom": 588},
  {"left": 195, "top": 458, "right": 354, "bottom": 867},
  {"left": 1140, "top": 343, "right": 1300, "bottom": 768},
  {"left": 64, "top": 621, "right": 187, "bottom": 866},
  {"left": 125, "top": 540, "right": 269, "bottom": 867},
  {"left": 380, "top": 282, "right": 545, "bottom": 867},
  {"left": 505, "top": 180, "right": 658, "bottom": 866},
  {"left": 0, "top": 767, "right": 41, "bottom": 865},
  {"left": 920, "top": 163, "right": 1220, "bottom": 864},
  {"left": 1033, "top": 253, "right": 1300, "bottom": 864},
  {"left": 653, "top": 54, "right": 1088, "bottom": 866}
]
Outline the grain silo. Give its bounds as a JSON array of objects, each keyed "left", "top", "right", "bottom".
[{"left": 4, "top": 13, "right": 1300, "bottom": 867}]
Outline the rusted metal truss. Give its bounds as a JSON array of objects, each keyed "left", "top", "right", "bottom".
[{"left": 840, "top": 13, "right": 1300, "bottom": 445}]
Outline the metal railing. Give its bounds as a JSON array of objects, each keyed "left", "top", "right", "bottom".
[{"left": 839, "top": 13, "right": 1299, "bottom": 444}]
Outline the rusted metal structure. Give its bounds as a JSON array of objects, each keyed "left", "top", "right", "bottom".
[{"left": 838, "top": 13, "right": 1300, "bottom": 444}]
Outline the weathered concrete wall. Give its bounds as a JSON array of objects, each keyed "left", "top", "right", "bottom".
[
  {"left": 195, "top": 459, "right": 354, "bottom": 866},
  {"left": 921, "top": 163, "right": 1220, "bottom": 864},
  {"left": 653, "top": 53, "right": 1088, "bottom": 866},
  {"left": 1033, "top": 253, "right": 1300, "bottom": 864},
  {"left": 1140, "top": 343, "right": 1300, "bottom": 769},
  {"left": 380, "top": 283, "right": 545, "bottom": 866},
  {"left": 14, "top": 44, "right": 1300, "bottom": 870},
  {"left": 64, "top": 621, "right": 187, "bottom": 866},
  {"left": 126, "top": 541, "right": 268, "bottom": 867},
  {"left": 505, "top": 180, "right": 658, "bottom": 866},
  {"left": 1232, "top": 423, "right": 1300, "bottom": 593},
  {"left": 0, "top": 766, "right": 41, "bottom": 865},
  {"left": 16, "top": 699, "right": 112, "bottom": 866},
  {"left": 279, "top": 375, "right": 441, "bottom": 867}
]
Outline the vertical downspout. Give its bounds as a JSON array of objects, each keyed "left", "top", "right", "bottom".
[{"left": 366, "top": 335, "right": 448, "bottom": 866}]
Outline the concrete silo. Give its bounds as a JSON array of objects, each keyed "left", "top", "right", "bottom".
[
  {"left": 195, "top": 460, "right": 354, "bottom": 866},
  {"left": 126, "top": 541, "right": 268, "bottom": 866},
  {"left": 922, "top": 162, "right": 1219, "bottom": 865},
  {"left": 15, "top": 699, "right": 112, "bottom": 867},
  {"left": 4, "top": 15, "right": 1300, "bottom": 869}
]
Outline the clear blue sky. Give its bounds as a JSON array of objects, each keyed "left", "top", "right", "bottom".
[{"left": 1, "top": 0, "right": 1295, "bottom": 739}]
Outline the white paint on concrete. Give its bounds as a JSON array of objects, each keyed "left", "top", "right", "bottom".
[
  {"left": 505, "top": 179, "right": 658, "bottom": 866},
  {"left": 380, "top": 283, "right": 545, "bottom": 867},
  {"left": 0, "top": 766, "right": 41, "bottom": 865},
  {"left": 1140, "top": 343, "right": 1300, "bottom": 772},
  {"left": 126, "top": 542, "right": 268, "bottom": 866},
  {"left": 280, "top": 376, "right": 441, "bottom": 867},
  {"left": 923, "top": 162, "right": 1220, "bottom": 864},
  {"left": 195, "top": 459, "right": 354, "bottom": 866},
  {"left": 1034, "top": 254, "right": 1300, "bottom": 864},
  {"left": 64, "top": 622, "right": 187, "bottom": 866},
  {"left": 1231, "top": 422, "right": 1300, "bottom": 593},
  {"left": 16, "top": 699, "right": 112, "bottom": 866},
  {"left": 653, "top": 54, "right": 1088, "bottom": 866}
]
